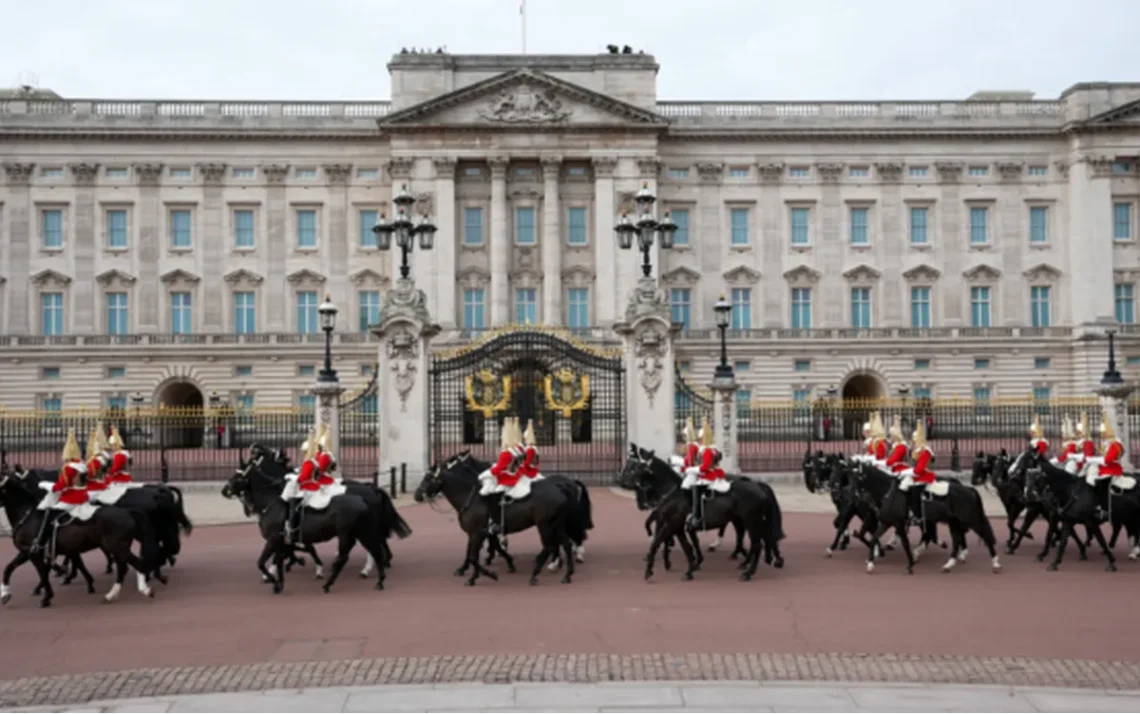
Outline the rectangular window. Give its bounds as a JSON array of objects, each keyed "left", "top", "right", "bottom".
[
  {"left": 973, "top": 386, "right": 992, "bottom": 415},
  {"left": 909, "top": 206, "right": 929, "bottom": 245},
  {"left": 295, "top": 168, "right": 317, "bottom": 179},
  {"left": 1033, "top": 386, "right": 1052, "bottom": 402},
  {"left": 670, "top": 288, "right": 692, "bottom": 329},
  {"left": 1113, "top": 162, "right": 1133, "bottom": 174},
  {"left": 1129, "top": 356, "right": 1140, "bottom": 366},
  {"left": 566, "top": 166, "right": 587, "bottom": 177},
  {"left": 463, "top": 207, "right": 484, "bottom": 246},
  {"left": 968, "top": 166, "right": 989, "bottom": 177},
  {"left": 359, "top": 209, "right": 378, "bottom": 248},
  {"left": 909, "top": 166, "right": 929, "bottom": 178},
  {"left": 1027, "top": 166, "right": 1048, "bottom": 176},
  {"left": 790, "top": 207, "right": 810, "bottom": 245},
  {"left": 107, "top": 366, "right": 126, "bottom": 379},
  {"left": 789, "top": 167, "right": 810, "bottom": 178},
  {"left": 730, "top": 288, "right": 752, "bottom": 329},
  {"left": 734, "top": 360, "right": 752, "bottom": 372},
  {"left": 298, "top": 395, "right": 316, "bottom": 419},
  {"left": 567, "top": 207, "right": 588, "bottom": 245},
  {"left": 170, "top": 209, "right": 192, "bottom": 248},
  {"left": 515, "top": 206, "right": 536, "bottom": 244},
  {"left": 106, "top": 292, "right": 129, "bottom": 335},
  {"left": 914, "top": 358, "right": 930, "bottom": 370},
  {"left": 969, "top": 206, "right": 989, "bottom": 244},
  {"left": 105, "top": 167, "right": 128, "bottom": 179},
  {"left": 42, "top": 209, "right": 63, "bottom": 249},
  {"left": 362, "top": 394, "right": 378, "bottom": 415},
  {"left": 791, "top": 287, "right": 812, "bottom": 329},
  {"left": 671, "top": 209, "right": 690, "bottom": 246},
  {"left": 357, "top": 168, "right": 379, "bottom": 180},
  {"left": 170, "top": 292, "right": 192, "bottom": 334},
  {"left": 1115, "top": 283, "right": 1135, "bottom": 324},
  {"left": 359, "top": 290, "right": 381, "bottom": 332},
  {"left": 235, "top": 365, "right": 254, "bottom": 377},
  {"left": 793, "top": 389, "right": 812, "bottom": 417},
  {"left": 793, "top": 359, "right": 811, "bottom": 372},
  {"left": 41, "top": 292, "right": 64, "bottom": 335},
  {"left": 913, "top": 386, "right": 932, "bottom": 400},
  {"left": 41, "top": 167, "right": 64, "bottom": 178},
  {"left": 169, "top": 168, "right": 191, "bottom": 179},
  {"left": 42, "top": 367, "right": 60, "bottom": 379},
  {"left": 233, "top": 209, "right": 255, "bottom": 249},
  {"left": 514, "top": 167, "right": 536, "bottom": 178},
  {"left": 234, "top": 291, "right": 256, "bottom": 334},
  {"left": 232, "top": 167, "right": 255, "bottom": 179},
  {"left": 567, "top": 288, "right": 589, "bottom": 329},
  {"left": 463, "top": 289, "right": 486, "bottom": 330},
  {"left": 1030, "top": 285, "right": 1051, "bottom": 327},
  {"left": 42, "top": 397, "right": 62, "bottom": 413},
  {"left": 974, "top": 358, "right": 991, "bottom": 370},
  {"left": 850, "top": 207, "right": 869, "bottom": 245},
  {"left": 1034, "top": 357, "right": 1052, "bottom": 369},
  {"left": 236, "top": 394, "right": 255, "bottom": 411},
  {"left": 1115, "top": 203, "right": 1133, "bottom": 241},
  {"left": 729, "top": 167, "right": 750, "bottom": 178},
  {"left": 970, "top": 286, "right": 991, "bottom": 327},
  {"left": 1029, "top": 206, "right": 1048, "bottom": 244},
  {"left": 849, "top": 166, "right": 869, "bottom": 177},
  {"left": 296, "top": 291, "right": 318, "bottom": 333},
  {"left": 514, "top": 288, "right": 537, "bottom": 325},
  {"left": 106, "top": 397, "right": 128, "bottom": 415},
  {"left": 730, "top": 207, "right": 749, "bottom": 246},
  {"left": 910, "top": 286, "right": 931, "bottom": 328},
  {"left": 106, "top": 209, "right": 128, "bottom": 248},
  {"left": 668, "top": 168, "right": 689, "bottom": 179},
  {"left": 298, "top": 365, "right": 316, "bottom": 377},
  {"left": 296, "top": 209, "right": 317, "bottom": 248},
  {"left": 464, "top": 167, "right": 483, "bottom": 177},
  {"left": 850, "top": 287, "right": 872, "bottom": 328}
]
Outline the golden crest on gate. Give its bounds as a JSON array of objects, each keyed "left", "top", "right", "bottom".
[
  {"left": 544, "top": 367, "right": 590, "bottom": 418},
  {"left": 465, "top": 369, "right": 512, "bottom": 417}
]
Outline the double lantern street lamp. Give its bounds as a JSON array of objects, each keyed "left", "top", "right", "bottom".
[
  {"left": 317, "top": 295, "right": 339, "bottom": 383},
  {"left": 372, "top": 184, "right": 438, "bottom": 280},
  {"left": 615, "top": 183, "right": 677, "bottom": 278},
  {"left": 713, "top": 294, "right": 734, "bottom": 380}
]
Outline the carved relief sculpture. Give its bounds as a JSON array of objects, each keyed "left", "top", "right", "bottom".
[
  {"left": 995, "top": 162, "right": 1024, "bottom": 181},
  {"left": 134, "top": 163, "right": 164, "bottom": 186},
  {"left": 934, "top": 161, "right": 963, "bottom": 183},
  {"left": 3, "top": 163, "right": 35, "bottom": 185},
  {"left": 322, "top": 164, "right": 353, "bottom": 184},
  {"left": 695, "top": 162, "right": 724, "bottom": 184},
  {"left": 478, "top": 83, "right": 571, "bottom": 124},
  {"left": 387, "top": 157, "right": 415, "bottom": 180},
  {"left": 815, "top": 163, "right": 845, "bottom": 182},
  {"left": 197, "top": 163, "right": 227, "bottom": 185},
  {"left": 756, "top": 162, "right": 785, "bottom": 183},
  {"left": 875, "top": 162, "right": 904, "bottom": 183},
  {"left": 69, "top": 163, "right": 100, "bottom": 186},
  {"left": 386, "top": 326, "right": 420, "bottom": 412},
  {"left": 634, "top": 325, "right": 668, "bottom": 407},
  {"left": 262, "top": 164, "right": 289, "bottom": 184}
]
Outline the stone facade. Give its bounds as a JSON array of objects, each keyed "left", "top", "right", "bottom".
[{"left": 1, "top": 53, "right": 1139, "bottom": 410}]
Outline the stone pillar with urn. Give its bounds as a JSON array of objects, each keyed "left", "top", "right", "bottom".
[
  {"left": 614, "top": 279, "right": 679, "bottom": 457},
  {"left": 1096, "top": 329, "right": 1134, "bottom": 471},
  {"left": 709, "top": 295, "right": 740, "bottom": 474},
  {"left": 313, "top": 295, "right": 344, "bottom": 457}
]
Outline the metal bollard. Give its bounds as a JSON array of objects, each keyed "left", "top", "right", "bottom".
[
  {"left": 950, "top": 439, "right": 961, "bottom": 472},
  {"left": 400, "top": 463, "right": 407, "bottom": 494},
  {"left": 389, "top": 466, "right": 397, "bottom": 496}
]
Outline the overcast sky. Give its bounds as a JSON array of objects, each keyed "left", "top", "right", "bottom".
[{"left": 3, "top": 0, "right": 1138, "bottom": 102}]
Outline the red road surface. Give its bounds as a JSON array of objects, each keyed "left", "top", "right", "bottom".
[{"left": 0, "top": 489, "right": 1138, "bottom": 682}]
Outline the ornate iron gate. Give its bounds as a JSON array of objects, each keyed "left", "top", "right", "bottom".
[
  {"left": 429, "top": 328, "right": 625, "bottom": 484},
  {"left": 674, "top": 365, "right": 712, "bottom": 441},
  {"left": 337, "top": 364, "right": 379, "bottom": 480}
]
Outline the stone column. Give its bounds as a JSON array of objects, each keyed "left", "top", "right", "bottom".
[
  {"left": 433, "top": 157, "right": 458, "bottom": 329},
  {"left": 373, "top": 278, "right": 440, "bottom": 483},
  {"left": 541, "top": 156, "right": 562, "bottom": 326},
  {"left": 1068, "top": 156, "right": 1116, "bottom": 329},
  {"left": 1095, "top": 331, "right": 1134, "bottom": 471},
  {"left": 134, "top": 163, "right": 164, "bottom": 331},
  {"left": 323, "top": 164, "right": 352, "bottom": 313},
  {"left": 312, "top": 380, "right": 345, "bottom": 458},
  {"left": 613, "top": 277, "right": 679, "bottom": 456},
  {"left": 593, "top": 156, "right": 618, "bottom": 326},
  {"left": 488, "top": 156, "right": 510, "bottom": 326},
  {"left": 758, "top": 163, "right": 785, "bottom": 328},
  {"left": 934, "top": 162, "right": 964, "bottom": 324},
  {"left": 2, "top": 163, "right": 34, "bottom": 332},
  {"left": 710, "top": 371, "right": 740, "bottom": 475},
  {"left": 815, "top": 162, "right": 844, "bottom": 327},
  {"left": 198, "top": 163, "right": 227, "bottom": 330},
  {"left": 263, "top": 164, "right": 290, "bottom": 331},
  {"left": 70, "top": 163, "right": 100, "bottom": 334}
]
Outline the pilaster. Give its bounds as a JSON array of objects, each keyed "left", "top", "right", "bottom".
[
  {"left": 614, "top": 277, "right": 678, "bottom": 455},
  {"left": 541, "top": 156, "right": 562, "bottom": 326},
  {"left": 134, "top": 164, "right": 163, "bottom": 330},
  {"left": 592, "top": 156, "right": 618, "bottom": 326},
  {"left": 263, "top": 164, "right": 290, "bottom": 331},
  {"left": 324, "top": 164, "right": 353, "bottom": 317},
  {"left": 70, "top": 163, "right": 99, "bottom": 334},
  {"left": 433, "top": 157, "right": 458, "bottom": 329},
  {"left": 198, "top": 163, "right": 227, "bottom": 330},
  {"left": 2, "top": 163, "right": 34, "bottom": 332},
  {"left": 489, "top": 156, "right": 510, "bottom": 326},
  {"left": 1068, "top": 155, "right": 1116, "bottom": 327},
  {"left": 710, "top": 374, "right": 740, "bottom": 475},
  {"left": 312, "top": 380, "right": 345, "bottom": 457}
]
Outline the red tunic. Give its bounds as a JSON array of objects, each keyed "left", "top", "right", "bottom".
[
  {"left": 885, "top": 443, "right": 909, "bottom": 473},
  {"left": 52, "top": 462, "right": 90, "bottom": 506},
  {"left": 1059, "top": 442, "right": 1078, "bottom": 461},
  {"left": 519, "top": 445, "right": 540, "bottom": 479},
  {"left": 297, "top": 459, "right": 323, "bottom": 492},
  {"left": 314, "top": 452, "right": 337, "bottom": 485},
  {"left": 1100, "top": 440, "right": 1124, "bottom": 477},
  {"left": 872, "top": 439, "right": 888, "bottom": 461},
  {"left": 85, "top": 456, "right": 108, "bottom": 492},
  {"left": 490, "top": 449, "right": 521, "bottom": 488},
  {"left": 864, "top": 439, "right": 875, "bottom": 457},
  {"left": 1076, "top": 439, "right": 1095, "bottom": 467},
  {"left": 682, "top": 443, "right": 700, "bottom": 469},
  {"left": 107, "top": 452, "right": 133, "bottom": 484},
  {"left": 912, "top": 447, "right": 936, "bottom": 484},
  {"left": 1030, "top": 439, "right": 1049, "bottom": 458},
  {"left": 697, "top": 447, "right": 725, "bottom": 481}
]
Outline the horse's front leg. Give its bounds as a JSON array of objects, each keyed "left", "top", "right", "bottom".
[
  {"left": 256, "top": 541, "right": 277, "bottom": 584},
  {"left": 674, "top": 525, "right": 699, "bottom": 581},
  {"left": 69, "top": 555, "right": 97, "bottom": 594},
  {"left": 464, "top": 531, "right": 499, "bottom": 587},
  {"left": 895, "top": 524, "right": 916, "bottom": 575},
  {"left": 687, "top": 529, "right": 704, "bottom": 569},
  {"left": 1087, "top": 522, "right": 1117, "bottom": 572},
  {"left": 491, "top": 535, "right": 516, "bottom": 573},
  {"left": 644, "top": 525, "right": 670, "bottom": 581},
  {"left": 1047, "top": 520, "right": 1074, "bottom": 571},
  {"left": 1, "top": 551, "right": 33, "bottom": 605},
  {"left": 1010, "top": 505, "right": 1042, "bottom": 554},
  {"left": 827, "top": 503, "right": 857, "bottom": 557},
  {"left": 731, "top": 518, "right": 748, "bottom": 561},
  {"left": 864, "top": 522, "right": 893, "bottom": 573},
  {"left": 30, "top": 554, "right": 55, "bottom": 608},
  {"left": 707, "top": 523, "right": 728, "bottom": 553}
]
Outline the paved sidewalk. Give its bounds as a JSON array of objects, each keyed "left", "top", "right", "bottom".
[{"left": 10, "top": 681, "right": 1140, "bottom": 712}]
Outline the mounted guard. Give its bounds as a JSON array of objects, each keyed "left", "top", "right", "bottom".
[
  {"left": 1028, "top": 415, "right": 1049, "bottom": 458},
  {"left": 519, "top": 419, "right": 544, "bottom": 480},
  {"left": 884, "top": 415, "right": 911, "bottom": 474},
  {"left": 898, "top": 420, "right": 940, "bottom": 523},
  {"left": 681, "top": 416, "right": 701, "bottom": 472},
  {"left": 1050, "top": 415, "right": 1078, "bottom": 467},
  {"left": 1084, "top": 410, "right": 1128, "bottom": 483},
  {"left": 478, "top": 416, "right": 526, "bottom": 535},
  {"left": 83, "top": 424, "right": 110, "bottom": 497},
  {"left": 1065, "top": 411, "right": 1096, "bottom": 474},
  {"left": 681, "top": 416, "right": 730, "bottom": 528},
  {"left": 851, "top": 412, "right": 875, "bottom": 463},
  {"left": 281, "top": 428, "right": 318, "bottom": 542},
  {"left": 32, "top": 428, "right": 99, "bottom": 554},
  {"left": 88, "top": 424, "right": 143, "bottom": 506}
]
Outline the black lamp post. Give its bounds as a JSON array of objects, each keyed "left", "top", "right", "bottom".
[
  {"left": 1103, "top": 329, "right": 1123, "bottom": 384},
  {"left": 372, "top": 184, "right": 438, "bottom": 280},
  {"left": 614, "top": 182, "right": 677, "bottom": 278},
  {"left": 318, "top": 295, "right": 339, "bottom": 383},
  {"left": 713, "top": 294, "right": 733, "bottom": 380}
]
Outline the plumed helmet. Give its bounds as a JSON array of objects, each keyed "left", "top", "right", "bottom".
[
  {"left": 1077, "top": 412, "right": 1088, "bottom": 438},
  {"left": 912, "top": 420, "right": 928, "bottom": 449},
  {"left": 1029, "top": 415, "right": 1044, "bottom": 440},
  {"left": 1100, "top": 409, "right": 1116, "bottom": 440},
  {"left": 862, "top": 420, "right": 872, "bottom": 435},
  {"left": 889, "top": 415, "right": 905, "bottom": 444},
  {"left": 523, "top": 419, "right": 536, "bottom": 447},
  {"left": 683, "top": 416, "right": 697, "bottom": 443},
  {"left": 500, "top": 417, "right": 513, "bottom": 450},
  {"left": 61, "top": 428, "right": 82, "bottom": 463},
  {"left": 85, "top": 425, "right": 103, "bottom": 462},
  {"left": 700, "top": 415, "right": 714, "bottom": 447},
  {"left": 302, "top": 428, "right": 318, "bottom": 461},
  {"left": 1061, "top": 415, "right": 1074, "bottom": 441}
]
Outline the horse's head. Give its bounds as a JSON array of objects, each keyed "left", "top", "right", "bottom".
[
  {"left": 971, "top": 452, "right": 991, "bottom": 486},
  {"left": 620, "top": 443, "right": 670, "bottom": 511},
  {"left": 222, "top": 452, "right": 262, "bottom": 516},
  {"left": 415, "top": 463, "right": 445, "bottom": 503}
]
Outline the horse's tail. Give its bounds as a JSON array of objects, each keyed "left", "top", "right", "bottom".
[
  {"left": 764, "top": 483, "right": 786, "bottom": 541},
  {"left": 574, "top": 480, "right": 594, "bottom": 531},
  {"left": 166, "top": 485, "right": 194, "bottom": 536},
  {"left": 969, "top": 486, "right": 997, "bottom": 546},
  {"left": 376, "top": 486, "right": 413, "bottom": 540}
]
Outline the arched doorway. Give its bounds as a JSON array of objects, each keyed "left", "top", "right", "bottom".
[
  {"left": 840, "top": 373, "right": 886, "bottom": 439},
  {"left": 155, "top": 380, "right": 205, "bottom": 448}
]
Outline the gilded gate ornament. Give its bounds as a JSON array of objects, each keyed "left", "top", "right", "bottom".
[
  {"left": 544, "top": 367, "right": 590, "bottom": 418},
  {"left": 465, "top": 369, "right": 512, "bottom": 417}
]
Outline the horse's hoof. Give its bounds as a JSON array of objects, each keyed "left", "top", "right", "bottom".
[
  {"left": 737, "top": 561, "right": 748, "bottom": 571},
  {"left": 1004, "top": 546, "right": 1014, "bottom": 555},
  {"left": 1107, "top": 563, "right": 1118, "bottom": 572},
  {"left": 86, "top": 586, "right": 95, "bottom": 594},
  {"left": 682, "top": 572, "right": 694, "bottom": 581},
  {"left": 738, "top": 572, "right": 752, "bottom": 582},
  {"left": 145, "top": 589, "right": 155, "bottom": 599},
  {"left": 155, "top": 574, "right": 168, "bottom": 586},
  {"left": 1046, "top": 563, "right": 1058, "bottom": 572},
  {"left": 529, "top": 577, "right": 540, "bottom": 586},
  {"left": 866, "top": 561, "right": 875, "bottom": 574},
  {"left": 40, "top": 600, "right": 52, "bottom": 608},
  {"left": 485, "top": 571, "right": 499, "bottom": 581},
  {"left": 261, "top": 574, "right": 272, "bottom": 583},
  {"left": 169, "top": 556, "right": 177, "bottom": 567},
  {"left": 906, "top": 566, "right": 914, "bottom": 575},
  {"left": 1035, "top": 554, "right": 1046, "bottom": 562},
  {"left": 374, "top": 582, "right": 385, "bottom": 590},
  {"left": 273, "top": 583, "right": 284, "bottom": 594},
  {"left": 825, "top": 548, "right": 833, "bottom": 558},
  {"left": 1079, "top": 553, "right": 1089, "bottom": 562},
  {"left": 663, "top": 561, "right": 672, "bottom": 571},
  {"left": 774, "top": 558, "right": 785, "bottom": 569},
  {"left": 644, "top": 570, "right": 654, "bottom": 581},
  {"left": 0, "top": 594, "right": 9, "bottom": 605},
  {"left": 453, "top": 568, "right": 465, "bottom": 577},
  {"left": 560, "top": 575, "right": 571, "bottom": 584},
  {"left": 506, "top": 563, "right": 517, "bottom": 574},
  {"left": 465, "top": 579, "right": 476, "bottom": 587}
]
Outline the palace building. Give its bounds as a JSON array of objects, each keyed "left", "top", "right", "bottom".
[{"left": 1, "top": 51, "right": 1139, "bottom": 415}]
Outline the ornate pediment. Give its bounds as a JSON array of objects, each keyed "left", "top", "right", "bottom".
[
  {"left": 510, "top": 267, "right": 544, "bottom": 288},
  {"left": 782, "top": 264, "right": 822, "bottom": 284},
  {"left": 457, "top": 266, "right": 492, "bottom": 288},
  {"left": 902, "top": 263, "right": 942, "bottom": 282},
  {"left": 722, "top": 265, "right": 762, "bottom": 284},
  {"left": 378, "top": 69, "right": 668, "bottom": 130},
  {"left": 842, "top": 264, "right": 882, "bottom": 282},
  {"left": 561, "top": 265, "right": 595, "bottom": 288},
  {"left": 1022, "top": 262, "right": 1062, "bottom": 283},
  {"left": 286, "top": 269, "right": 326, "bottom": 286},
  {"left": 349, "top": 268, "right": 388, "bottom": 287},
  {"left": 223, "top": 269, "right": 264, "bottom": 286},
  {"left": 660, "top": 266, "right": 701, "bottom": 286},
  {"left": 30, "top": 269, "right": 71, "bottom": 287},
  {"left": 95, "top": 269, "right": 137, "bottom": 286},
  {"left": 160, "top": 269, "right": 201, "bottom": 285},
  {"left": 962, "top": 263, "right": 1002, "bottom": 282},
  {"left": 1083, "top": 98, "right": 1140, "bottom": 126}
]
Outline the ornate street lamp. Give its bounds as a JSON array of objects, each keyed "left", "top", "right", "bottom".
[
  {"left": 615, "top": 182, "right": 677, "bottom": 278},
  {"left": 713, "top": 294, "right": 733, "bottom": 380},
  {"left": 1103, "top": 329, "right": 1123, "bottom": 384},
  {"left": 372, "top": 184, "right": 438, "bottom": 280},
  {"left": 318, "top": 295, "right": 339, "bottom": 383}
]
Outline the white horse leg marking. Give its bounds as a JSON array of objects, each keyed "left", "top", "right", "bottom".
[
  {"left": 360, "top": 553, "right": 373, "bottom": 577},
  {"left": 574, "top": 544, "right": 586, "bottom": 563},
  {"left": 709, "top": 536, "right": 723, "bottom": 550},
  {"left": 1129, "top": 544, "right": 1140, "bottom": 561},
  {"left": 136, "top": 571, "right": 153, "bottom": 597},
  {"left": 913, "top": 541, "right": 926, "bottom": 560},
  {"left": 314, "top": 563, "right": 325, "bottom": 579},
  {"left": 825, "top": 547, "right": 833, "bottom": 557},
  {"left": 991, "top": 555, "right": 1002, "bottom": 572},
  {"left": 942, "top": 557, "right": 958, "bottom": 572},
  {"left": 865, "top": 560, "right": 875, "bottom": 573},
  {"left": 0, "top": 583, "right": 10, "bottom": 601},
  {"left": 104, "top": 582, "right": 122, "bottom": 603},
  {"left": 958, "top": 548, "right": 969, "bottom": 563},
  {"left": 884, "top": 532, "right": 898, "bottom": 548}
]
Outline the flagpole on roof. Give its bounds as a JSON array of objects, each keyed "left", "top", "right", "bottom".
[{"left": 520, "top": 0, "right": 527, "bottom": 54}]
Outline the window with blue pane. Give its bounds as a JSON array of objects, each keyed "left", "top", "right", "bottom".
[
  {"left": 730, "top": 208, "right": 749, "bottom": 245},
  {"left": 730, "top": 288, "right": 751, "bottom": 329},
  {"left": 670, "top": 288, "right": 691, "bottom": 329},
  {"left": 1115, "top": 203, "right": 1133, "bottom": 241},
  {"left": 1029, "top": 206, "right": 1048, "bottom": 244},
  {"left": 362, "top": 394, "right": 378, "bottom": 415},
  {"left": 107, "top": 396, "right": 127, "bottom": 411},
  {"left": 850, "top": 287, "right": 872, "bottom": 328},
  {"left": 1115, "top": 283, "right": 1135, "bottom": 324},
  {"left": 463, "top": 207, "right": 483, "bottom": 246},
  {"left": 359, "top": 209, "right": 378, "bottom": 248},
  {"left": 170, "top": 209, "right": 192, "bottom": 248},
  {"left": 910, "top": 287, "right": 931, "bottom": 328},
  {"left": 296, "top": 209, "right": 317, "bottom": 248},
  {"left": 170, "top": 292, "right": 192, "bottom": 334},
  {"left": 1033, "top": 386, "right": 1051, "bottom": 402},
  {"left": 970, "top": 286, "right": 991, "bottom": 327},
  {"left": 791, "top": 287, "right": 811, "bottom": 329},
  {"left": 790, "top": 207, "right": 810, "bottom": 245},
  {"left": 793, "top": 388, "right": 811, "bottom": 417},
  {"left": 463, "top": 289, "right": 486, "bottom": 330},
  {"left": 515, "top": 206, "right": 536, "bottom": 244},
  {"left": 1034, "top": 357, "right": 1051, "bottom": 369},
  {"left": 359, "top": 290, "right": 381, "bottom": 332},
  {"left": 909, "top": 206, "right": 928, "bottom": 245},
  {"left": 107, "top": 367, "right": 126, "bottom": 379},
  {"left": 913, "top": 387, "right": 932, "bottom": 400},
  {"left": 1030, "top": 286, "right": 1051, "bottom": 327},
  {"left": 41, "top": 292, "right": 64, "bottom": 335},
  {"left": 106, "top": 292, "right": 129, "bottom": 335},
  {"left": 567, "top": 288, "right": 589, "bottom": 329},
  {"left": 969, "top": 206, "right": 989, "bottom": 244},
  {"left": 671, "top": 209, "right": 690, "bottom": 246},
  {"left": 973, "top": 386, "right": 992, "bottom": 416},
  {"left": 296, "top": 291, "right": 318, "bottom": 333},
  {"left": 736, "top": 388, "right": 752, "bottom": 417},
  {"left": 515, "top": 288, "right": 537, "bottom": 325},
  {"left": 42, "top": 209, "right": 63, "bottom": 249},
  {"left": 42, "top": 397, "right": 62, "bottom": 413},
  {"left": 234, "top": 209, "right": 255, "bottom": 248},
  {"left": 236, "top": 395, "right": 254, "bottom": 412},
  {"left": 234, "top": 291, "right": 256, "bottom": 333},
  {"left": 107, "top": 210, "right": 128, "bottom": 248},
  {"left": 567, "top": 207, "right": 588, "bottom": 245},
  {"left": 850, "top": 207, "right": 869, "bottom": 245},
  {"left": 299, "top": 395, "right": 316, "bottom": 423}
]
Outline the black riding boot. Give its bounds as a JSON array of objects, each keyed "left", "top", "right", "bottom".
[
  {"left": 285, "top": 498, "right": 301, "bottom": 543},
  {"left": 486, "top": 494, "right": 503, "bottom": 535},
  {"left": 1094, "top": 479, "right": 1111, "bottom": 522},
  {"left": 686, "top": 488, "right": 701, "bottom": 530},
  {"left": 906, "top": 487, "right": 924, "bottom": 527},
  {"left": 31, "top": 510, "right": 57, "bottom": 554}
]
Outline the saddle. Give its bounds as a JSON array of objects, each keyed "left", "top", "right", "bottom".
[
  {"left": 925, "top": 480, "right": 950, "bottom": 498},
  {"left": 1111, "top": 476, "right": 1137, "bottom": 493}
]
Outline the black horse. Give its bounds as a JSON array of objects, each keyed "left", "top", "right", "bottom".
[
  {"left": 970, "top": 450, "right": 1035, "bottom": 551},
  {"left": 1026, "top": 455, "right": 1117, "bottom": 571},
  {"left": 0, "top": 473, "right": 156, "bottom": 607},
  {"left": 1003, "top": 451, "right": 1102, "bottom": 561},
  {"left": 808, "top": 454, "right": 877, "bottom": 555}
]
